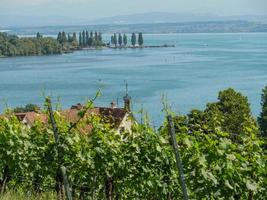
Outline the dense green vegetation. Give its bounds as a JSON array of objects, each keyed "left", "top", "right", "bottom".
[
  {"left": 110, "top": 33, "right": 144, "bottom": 47},
  {"left": 13, "top": 104, "right": 40, "bottom": 113},
  {"left": 57, "top": 30, "right": 104, "bottom": 50},
  {"left": 0, "top": 31, "right": 146, "bottom": 57},
  {"left": 258, "top": 86, "right": 267, "bottom": 140},
  {"left": 0, "top": 33, "right": 62, "bottom": 57},
  {"left": 0, "top": 88, "right": 266, "bottom": 199},
  {"left": 74, "top": 30, "right": 103, "bottom": 48},
  {"left": 0, "top": 30, "right": 105, "bottom": 57},
  {"left": 0, "top": 190, "right": 56, "bottom": 200}
]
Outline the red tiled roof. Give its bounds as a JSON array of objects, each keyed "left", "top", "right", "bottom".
[
  {"left": 13, "top": 104, "right": 128, "bottom": 132},
  {"left": 15, "top": 112, "right": 47, "bottom": 126}
]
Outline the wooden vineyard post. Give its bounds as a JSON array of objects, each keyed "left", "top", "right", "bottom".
[
  {"left": 61, "top": 166, "right": 73, "bottom": 200},
  {"left": 167, "top": 115, "right": 189, "bottom": 200},
  {"left": 46, "top": 98, "right": 73, "bottom": 200}
]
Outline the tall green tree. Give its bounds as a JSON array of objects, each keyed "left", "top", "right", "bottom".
[
  {"left": 57, "top": 32, "right": 62, "bottom": 43},
  {"left": 118, "top": 33, "right": 122, "bottom": 46},
  {"left": 67, "top": 33, "right": 72, "bottom": 43},
  {"left": 36, "top": 32, "right": 42, "bottom": 39},
  {"left": 82, "top": 31, "right": 86, "bottom": 47},
  {"left": 113, "top": 33, "right": 117, "bottom": 46},
  {"left": 258, "top": 86, "right": 267, "bottom": 139},
  {"left": 138, "top": 32, "right": 144, "bottom": 46},
  {"left": 86, "top": 31, "right": 89, "bottom": 46},
  {"left": 62, "top": 32, "right": 67, "bottom": 43},
  {"left": 131, "top": 33, "right": 136, "bottom": 46},
  {"left": 88, "top": 32, "right": 93, "bottom": 46},
  {"left": 72, "top": 32, "right": 78, "bottom": 47},
  {"left": 205, "top": 88, "right": 254, "bottom": 137},
  {"left": 98, "top": 32, "right": 102, "bottom": 43},
  {"left": 94, "top": 32, "right": 98, "bottom": 42},
  {"left": 111, "top": 35, "right": 114, "bottom": 46},
  {"left": 79, "top": 32, "right": 82, "bottom": 47},
  {"left": 123, "top": 34, "right": 127, "bottom": 46}
]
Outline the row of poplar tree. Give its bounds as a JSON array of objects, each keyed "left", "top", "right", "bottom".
[
  {"left": 57, "top": 31, "right": 103, "bottom": 47},
  {"left": 56, "top": 31, "right": 144, "bottom": 48},
  {"left": 110, "top": 32, "right": 144, "bottom": 47}
]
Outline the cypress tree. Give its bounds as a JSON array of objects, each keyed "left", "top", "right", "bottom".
[
  {"left": 79, "top": 32, "right": 82, "bottom": 47},
  {"left": 123, "top": 34, "right": 127, "bottom": 46},
  {"left": 118, "top": 33, "right": 122, "bottom": 46},
  {"left": 62, "top": 32, "right": 67, "bottom": 43},
  {"left": 86, "top": 31, "right": 89, "bottom": 46},
  {"left": 138, "top": 32, "right": 144, "bottom": 46},
  {"left": 67, "top": 33, "right": 72, "bottom": 43},
  {"left": 89, "top": 32, "right": 94, "bottom": 46},
  {"left": 72, "top": 32, "right": 78, "bottom": 46},
  {"left": 111, "top": 35, "right": 114, "bottom": 46},
  {"left": 94, "top": 32, "right": 98, "bottom": 42},
  {"left": 88, "top": 37, "right": 93, "bottom": 47},
  {"left": 131, "top": 33, "right": 136, "bottom": 46},
  {"left": 82, "top": 31, "right": 86, "bottom": 47},
  {"left": 57, "top": 32, "right": 62, "bottom": 43},
  {"left": 113, "top": 33, "right": 117, "bottom": 46},
  {"left": 98, "top": 32, "right": 102, "bottom": 43},
  {"left": 258, "top": 86, "right": 267, "bottom": 139},
  {"left": 36, "top": 32, "right": 42, "bottom": 38}
]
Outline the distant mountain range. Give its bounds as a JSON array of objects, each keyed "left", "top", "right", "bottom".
[
  {"left": 1, "top": 12, "right": 267, "bottom": 28},
  {"left": 86, "top": 12, "right": 267, "bottom": 25}
]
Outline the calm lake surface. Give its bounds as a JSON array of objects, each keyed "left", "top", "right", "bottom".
[{"left": 1, "top": 33, "right": 267, "bottom": 126}]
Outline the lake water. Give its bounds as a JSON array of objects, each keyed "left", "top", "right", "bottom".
[{"left": 1, "top": 33, "right": 267, "bottom": 126}]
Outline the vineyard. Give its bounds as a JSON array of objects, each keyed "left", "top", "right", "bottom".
[{"left": 0, "top": 88, "right": 266, "bottom": 199}]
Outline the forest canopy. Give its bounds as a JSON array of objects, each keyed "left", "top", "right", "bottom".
[{"left": 0, "top": 32, "right": 62, "bottom": 57}]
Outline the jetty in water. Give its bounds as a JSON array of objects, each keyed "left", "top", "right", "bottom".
[{"left": 108, "top": 44, "right": 175, "bottom": 49}]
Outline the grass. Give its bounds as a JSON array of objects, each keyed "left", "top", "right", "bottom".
[{"left": 0, "top": 190, "right": 57, "bottom": 200}]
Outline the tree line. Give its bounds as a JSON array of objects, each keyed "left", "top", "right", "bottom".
[
  {"left": 0, "top": 32, "right": 61, "bottom": 57},
  {"left": 57, "top": 31, "right": 104, "bottom": 48},
  {"left": 0, "top": 31, "right": 145, "bottom": 57},
  {"left": 110, "top": 32, "right": 144, "bottom": 47}
]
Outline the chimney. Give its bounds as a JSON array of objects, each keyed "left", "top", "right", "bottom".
[
  {"left": 123, "top": 81, "right": 131, "bottom": 112},
  {"left": 110, "top": 101, "right": 116, "bottom": 108}
]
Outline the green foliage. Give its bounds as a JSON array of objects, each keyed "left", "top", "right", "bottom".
[
  {"left": 61, "top": 32, "right": 67, "bottom": 44},
  {"left": 123, "top": 34, "right": 127, "bottom": 46},
  {"left": 138, "top": 32, "right": 144, "bottom": 46},
  {"left": 258, "top": 86, "right": 267, "bottom": 139},
  {"left": 0, "top": 88, "right": 266, "bottom": 199},
  {"left": 13, "top": 104, "right": 40, "bottom": 113},
  {"left": 131, "top": 33, "right": 136, "bottom": 46},
  {"left": 205, "top": 88, "right": 255, "bottom": 138},
  {"left": 113, "top": 33, "right": 117, "bottom": 46},
  {"left": 36, "top": 32, "right": 42, "bottom": 39},
  {"left": 82, "top": 31, "right": 86, "bottom": 47},
  {"left": 0, "top": 33, "right": 61, "bottom": 57},
  {"left": 118, "top": 34, "right": 122, "bottom": 46},
  {"left": 0, "top": 190, "right": 56, "bottom": 200},
  {"left": 71, "top": 32, "right": 78, "bottom": 47},
  {"left": 75, "top": 30, "right": 104, "bottom": 48},
  {"left": 78, "top": 32, "right": 82, "bottom": 47},
  {"left": 85, "top": 31, "right": 89, "bottom": 45},
  {"left": 57, "top": 32, "right": 62, "bottom": 43}
]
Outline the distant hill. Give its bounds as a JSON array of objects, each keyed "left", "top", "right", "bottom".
[
  {"left": 1, "top": 12, "right": 267, "bottom": 28},
  {"left": 5, "top": 21, "right": 267, "bottom": 36},
  {"left": 86, "top": 12, "right": 267, "bottom": 25}
]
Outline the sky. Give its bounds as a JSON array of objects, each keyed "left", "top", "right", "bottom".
[{"left": 1, "top": 0, "right": 267, "bottom": 20}]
